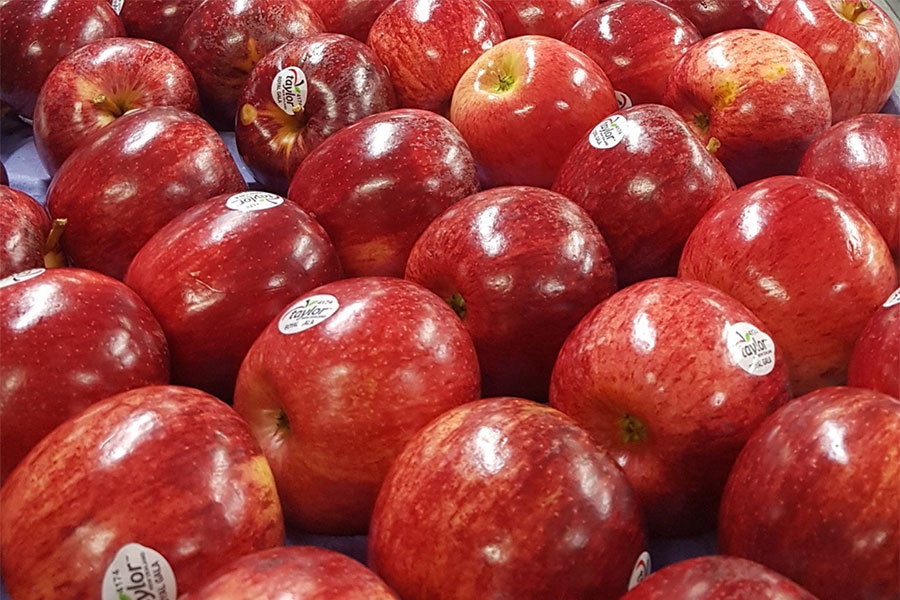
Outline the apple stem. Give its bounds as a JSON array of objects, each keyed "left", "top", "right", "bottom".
[
  {"left": 447, "top": 293, "right": 467, "bottom": 320},
  {"left": 841, "top": 0, "right": 869, "bottom": 21},
  {"left": 43, "top": 218, "right": 67, "bottom": 269},
  {"left": 92, "top": 94, "right": 123, "bottom": 117},
  {"left": 706, "top": 137, "right": 721, "bottom": 154}
]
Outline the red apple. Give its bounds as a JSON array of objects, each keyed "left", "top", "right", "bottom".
[
  {"left": 303, "top": 0, "right": 393, "bottom": 40},
  {"left": 679, "top": 175, "right": 898, "bottom": 395},
  {"left": 564, "top": 0, "right": 701, "bottom": 106},
  {"left": 798, "top": 113, "right": 900, "bottom": 256},
  {"left": 369, "top": 397, "right": 647, "bottom": 600},
  {"left": 0, "top": 186, "right": 51, "bottom": 277},
  {"left": 33, "top": 37, "right": 200, "bottom": 175},
  {"left": 657, "top": 0, "right": 777, "bottom": 35},
  {"left": 367, "top": 0, "right": 505, "bottom": 114},
  {"left": 663, "top": 29, "right": 831, "bottom": 185},
  {"left": 765, "top": 0, "right": 900, "bottom": 123},
  {"left": 848, "top": 289, "right": 900, "bottom": 397},
  {"left": 719, "top": 386, "right": 900, "bottom": 600},
  {"left": 235, "top": 33, "right": 396, "bottom": 193},
  {"left": 553, "top": 104, "right": 735, "bottom": 285},
  {"left": 125, "top": 191, "right": 342, "bottom": 401},
  {"left": 451, "top": 35, "right": 618, "bottom": 188},
  {"left": 0, "top": 161, "right": 7, "bottom": 186},
  {"left": 176, "top": 0, "right": 324, "bottom": 128},
  {"left": 234, "top": 277, "right": 481, "bottom": 534},
  {"left": 118, "top": 0, "right": 203, "bottom": 50},
  {"left": 405, "top": 186, "right": 617, "bottom": 400},
  {"left": 0, "top": 0, "right": 125, "bottom": 119},
  {"left": 0, "top": 385, "right": 285, "bottom": 599},
  {"left": 184, "top": 547, "right": 397, "bottom": 599},
  {"left": 47, "top": 107, "right": 247, "bottom": 280},
  {"left": 487, "top": 0, "right": 596, "bottom": 38},
  {"left": 288, "top": 109, "right": 479, "bottom": 277}
]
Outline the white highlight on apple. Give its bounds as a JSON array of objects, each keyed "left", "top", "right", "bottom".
[
  {"left": 725, "top": 322, "right": 776, "bottom": 376},
  {"left": 271, "top": 66, "right": 308, "bottom": 116},
  {"left": 589, "top": 115, "right": 627, "bottom": 150},
  {"left": 225, "top": 191, "right": 284, "bottom": 212},
  {"left": 278, "top": 294, "right": 340, "bottom": 335},
  {"left": 102, "top": 543, "right": 177, "bottom": 600}
]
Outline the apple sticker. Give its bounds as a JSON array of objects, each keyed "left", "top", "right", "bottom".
[
  {"left": 0, "top": 268, "right": 45, "bottom": 289},
  {"left": 101, "top": 543, "right": 177, "bottom": 600},
  {"left": 589, "top": 115, "right": 627, "bottom": 150},
  {"left": 271, "top": 66, "right": 308, "bottom": 116},
  {"left": 278, "top": 294, "right": 340, "bottom": 335},
  {"left": 628, "top": 551, "right": 651, "bottom": 590},
  {"left": 615, "top": 90, "right": 633, "bottom": 110},
  {"left": 109, "top": 0, "right": 124, "bottom": 14},
  {"left": 225, "top": 191, "right": 284, "bottom": 212},
  {"left": 884, "top": 288, "right": 900, "bottom": 308},
  {"left": 726, "top": 322, "right": 776, "bottom": 376}
]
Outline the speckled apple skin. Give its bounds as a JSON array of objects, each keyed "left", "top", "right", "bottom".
[
  {"left": 405, "top": 186, "right": 617, "bottom": 401},
  {"left": 564, "top": 0, "right": 701, "bottom": 106},
  {"left": 848, "top": 297, "right": 899, "bottom": 398},
  {"left": 663, "top": 29, "right": 831, "bottom": 185},
  {"left": 488, "top": 0, "right": 595, "bottom": 38},
  {"left": 553, "top": 104, "right": 735, "bottom": 286},
  {"left": 0, "top": 268, "right": 170, "bottom": 480},
  {"left": 799, "top": 113, "right": 900, "bottom": 256},
  {"left": 234, "top": 277, "right": 481, "bottom": 534},
  {"left": 289, "top": 109, "right": 479, "bottom": 277},
  {"left": 304, "top": 0, "right": 393, "bottom": 41},
  {"left": 184, "top": 546, "right": 398, "bottom": 600},
  {"left": 0, "top": 186, "right": 50, "bottom": 278},
  {"left": 679, "top": 176, "right": 898, "bottom": 395},
  {"left": 550, "top": 277, "right": 791, "bottom": 535},
  {"left": 0, "top": 385, "right": 284, "bottom": 600},
  {"left": 368, "top": 397, "right": 647, "bottom": 600},
  {"left": 0, "top": 0, "right": 125, "bottom": 119},
  {"left": 235, "top": 34, "right": 396, "bottom": 194},
  {"left": 367, "top": 0, "right": 505, "bottom": 114},
  {"left": 657, "top": 0, "right": 776, "bottom": 35},
  {"left": 47, "top": 107, "right": 247, "bottom": 280},
  {"left": 120, "top": 0, "right": 203, "bottom": 50},
  {"left": 719, "top": 386, "right": 900, "bottom": 600},
  {"left": 177, "top": 0, "right": 324, "bottom": 127}
]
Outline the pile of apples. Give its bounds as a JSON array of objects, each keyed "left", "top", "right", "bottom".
[{"left": 0, "top": 0, "right": 898, "bottom": 598}]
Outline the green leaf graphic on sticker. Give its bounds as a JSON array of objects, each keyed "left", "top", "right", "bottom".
[
  {"left": 119, "top": 593, "right": 131, "bottom": 600},
  {"left": 745, "top": 332, "right": 752, "bottom": 342}
]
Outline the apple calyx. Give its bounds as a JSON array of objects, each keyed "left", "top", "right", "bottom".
[
  {"left": 496, "top": 74, "right": 516, "bottom": 93},
  {"left": 693, "top": 113, "right": 710, "bottom": 133},
  {"left": 619, "top": 414, "right": 647, "bottom": 444},
  {"left": 92, "top": 94, "right": 124, "bottom": 117},
  {"left": 43, "top": 218, "right": 67, "bottom": 268},
  {"left": 276, "top": 408, "right": 291, "bottom": 436},
  {"left": 839, "top": 0, "right": 869, "bottom": 22},
  {"left": 447, "top": 292, "right": 467, "bottom": 320}
]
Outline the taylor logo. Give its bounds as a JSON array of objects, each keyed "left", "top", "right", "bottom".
[
  {"left": 726, "top": 322, "right": 775, "bottom": 376},
  {"left": 271, "top": 66, "right": 308, "bottom": 116},
  {"left": 278, "top": 294, "right": 340, "bottom": 335}
]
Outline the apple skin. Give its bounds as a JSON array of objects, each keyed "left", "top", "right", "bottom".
[
  {"left": 303, "top": 0, "right": 393, "bottom": 41},
  {"left": 451, "top": 35, "right": 618, "bottom": 188},
  {"left": 236, "top": 33, "right": 397, "bottom": 194},
  {"left": 487, "top": 0, "right": 596, "bottom": 38},
  {"left": 679, "top": 176, "right": 898, "bottom": 395},
  {"left": 764, "top": 0, "right": 900, "bottom": 123},
  {"left": 563, "top": 0, "right": 702, "bottom": 106},
  {"left": 657, "top": 0, "right": 777, "bottom": 35},
  {"left": 46, "top": 107, "right": 247, "bottom": 280},
  {"left": 0, "top": 161, "right": 7, "bottom": 186},
  {"left": 663, "top": 29, "right": 831, "bottom": 186},
  {"left": 367, "top": 0, "right": 506, "bottom": 114},
  {"left": 553, "top": 104, "right": 735, "bottom": 286},
  {"left": 0, "top": 186, "right": 51, "bottom": 278},
  {"left": 177, "top": 0, "right": 324, "bottom": 128},
  {"left": 234, "top": 277, "right": 481, "bottom": 534},
  {"left": 368, "top": 397, "right": 647, "bottom": 600},
  {"left": 119, "top": 0, "right": 203, "bottom": 50},
  {"left": 719, "top": 386, "right": 900, "bottom": 600},
  {"left": 847, "top": 294, "right": 899, "bottom": 398},
  {"left": 405, "top": 186, "right": 617, "bottom": 401},
  {"left": 0, "top": 0, "right": 125, "bottom": 120},
  {"left": 0, "top": 385, "right": 285, "bottom": 600},
  {"left": 798, "top": 113, "right": 900, "bottom": 256},
  {"left": 33, "top": 37, "right": 201, "bottom": 175},
  {"left": 288, "top": 109, "right": 479, "bottom": 277}
]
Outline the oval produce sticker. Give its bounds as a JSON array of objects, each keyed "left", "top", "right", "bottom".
[
  {"left": 225, "top": 191, "right": 284, "bottom": 212},
  {"left": 278, "top": 294, "right": 340, "bottom": 335},
  {"left": 0, "top": 268, "right": 45, "bottom": 290},
  {"left": 102, "top": 543, "right": 177, "bottom": 600},
  {"left": 726, "top": 322, "right": 775, "bottom": 376},
  {"left": 615, "top": 90, "right": 633, "bottom": 110},
  {"left": 589, "top": 115, "right": 627, "bottom": 150},
  {"left": 271, "top": 66, "right": 308, "bottom": 116},
  {"left": 628, "top": 551, "right": 651, "bottom": 590},
  {"left": 884, "top": 288, "right": 900, "bottom": 308}
]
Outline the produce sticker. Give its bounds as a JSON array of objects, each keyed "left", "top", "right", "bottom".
[
  {"left": 102, "top": 543, "right": 176, "bottom": 600},
  {"left": 278, "top": 294, "right": 340, "bottom": 335},
  {"left": 884, "top": 287, "right": 900, "bottom": 308},
  {"left": 589, "top": 115, "right": 627, "bottom": 150},
  {"left": 725, "top": 322, "right": 775, "bottom": 376},
  {"left": 271, "top": 66, "right": 308, "bottom": 116},
  {"left": 0, "top": 268, "right": 45, "bottom": 289},
  {"left": 628, "top": 551, "right": 652, "bottom": 590},
  {"left": 225, "top": 191, "right": 284, "bottom": 212}
]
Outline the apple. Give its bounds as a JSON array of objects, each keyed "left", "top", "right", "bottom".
[
  {"left": 369, "top": 397, "right": 647, "bottom": 600},
  {"left": 0, "top": 385, "right": 285, "bottom": 599},
  {"left": 303, "top": 0, "right": 393, "bottom": 40},
  {"left": 487, "top": 0, "right": 596, "bottom": 38},
  {"left": 47, "top": 107, "right": 247, "bottom": 280},
  {"left": 367, "top": 0, "right": 505, "bottom": 114},
  {"left": 287, "top": 109, "right": 479, "bottom": 277},
  {"left": 679, "top": 176, "right": 898, "bottom": 395},
  {"left": 663, "top": 29, "right": 831, "bottom": 185},
  {"left": 235, "top": 33, "right": 397, "bottom": 193},
  {"left": 125, "top": 191, "right": 342, "bottom": 401},
  {"left": 0, "top": 161, "right": 7, "bottom": 186},
  {"left": 33, "top": 37, "right": 200, "bottom": 175},
  {"left": 118, "top": 0, "right": 203, "bottom": 50},
  {"left": 234, "top": 277, "right": 481, "bottom": 534},
  {"left": 0, "top": 0, "right": 125, "bottom": 120},
  {"left": 405, "top": 186, "right": 617, "bottom": 401},
  {"left": 563, "top": 0, "right": 702, "bottom": 106},
  {"left": 798, "top": 113, "right": 900, "bottom": 256},
  {"left": 764, "top": 0, "right": 900, "bottom": 123},
  {"left": 451, "top": 35, "right": 618, "bottom": 188},
  {"left": 176, "top": 0, "right": 324, "bottom": 128},
  {"left": 0, "top": 186, "right": 51, "bottom": 277},
  {"left": 847, "top": 289, "right": 899, "bottom": 398},
  {"left": 719, "top": 386, "right": 900, "bottom": 600},
  {"left": 657, "top": 0, "right": 777, "bottom": 35},
  {"left": 553, "top": 104, "right": 735, "bottom": 286}
]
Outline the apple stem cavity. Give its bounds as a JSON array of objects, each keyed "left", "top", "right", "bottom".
[
  {"left": 619, "top": 414, "right": 648, "bottom": 444},
  {"left": 840, "top": 0, "right": 869, "bottom": 22},
  {"left": 447, "top": 293, "right": 467, "bottom": 320},
  {"left": 276, "top": 408, "right": 291, "bottom": 435},
  {"left": 693, "top": 113, "right": 710, "bottom": 133},
  {"left": 92, "top": 94, "right": 124, "bottom": 117},
  {"left": 43, "top": 218, "right": 67, "bottom": 269}
]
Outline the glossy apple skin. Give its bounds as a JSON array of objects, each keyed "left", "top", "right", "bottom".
[
  {"left": 369, "top": 397, "right": 647, "bottom": 600},
  {"left": 0, "top": 186, "right": 50, "bottom": 278},
  {"left": 367, "top": 0, "right": 505, "bottom": 114},
  {"left": 765, "top": 0, "right": 900, "bottom": 123},
  {"left": 236, "top": 34, "right": 396, "bottom": 193},
  {"left": 119, "top": 0, "right": 203, "bottom": 49},
  {"left": 47, "top": 107, "right": 246, "bottom": 280},
  {"left": 0, "top": 0, "right": 125, "bottom": 119},
  {"left": 451, "top": 35, "right": 618, "bottom": 188},
  {"left": 553, "top": 104, "right": 734, "bottom": 286},
  {"left": 304, "top": 0, "right": 393, "bottom": 40},
  {"left": 564, "top": 0, "right": 701, "bottom": 106},
  {"left": 288, "top": 109, "right": 479, "bottom": 277},
  {"left": 0, "top": 385, "right": 284, "bottom": 600},
  {"left": 657, "top": 0, "right": 776, "bottom": 35},
  {"left": 719, "top": 386, "right": 900, "bottom": 600},
  {"left": 405, "top": 186, "right": 617, "bottom": 400},
  {"left": 663, "top": 29, "right": 831, "bottom": 185},
  {"left": 177, "top": 0, "right": 324, "bottom": 128},
  {"left": 798, "top": 113, "right": 900, "bottom": 256},
  {"left": 679, "top": 176, "right": 898, "bottom": 395},
  {"left": 184, "top": 547, "right": 398, "bottom": 600},
  {"left": 234, "top": 277, "right": 481, "bottom": 534},
  {"left": 33, "top": 37, "right": 200, "bottom": 175},
  {"left": 848, "top": 296, "right": 899, "bottom": 398},
  {"left": 487, "top": 0, "right": 596, "bottom": 38}
]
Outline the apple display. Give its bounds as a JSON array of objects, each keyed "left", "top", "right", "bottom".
[
  {"left": 848, "top": 289, "right": 899, "bottom": 398},
  {"left": 0, "top": 186, "right": 51, "bottom": 277},
  {"left": 657, "top": 0, "right": 777, "bottom": 35},
  {"left": 119, "top": 0, "right": 203, "bottom": 50},
  {"left": 487, "top": 0, "right": 596, "bottom": 38},
  {"left": 303, "top": 0, "right": 393, "bottom": 40}
]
